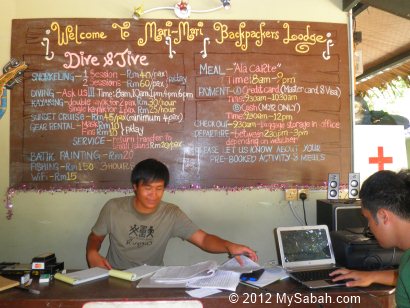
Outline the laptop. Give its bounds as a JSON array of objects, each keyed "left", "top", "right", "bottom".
[{"left": 276, "top": 225, "right": 348, "bottom": 289}]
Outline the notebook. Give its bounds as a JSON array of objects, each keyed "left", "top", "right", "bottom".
[
  {"left": 109, "top": 265, "right": 163, "bottom": 281},
  {"left": 276, "top": 225, "right": 347, "bottom": 289},
  {"left": 54, "top": 267, "right": 109, "bottom": 285}
]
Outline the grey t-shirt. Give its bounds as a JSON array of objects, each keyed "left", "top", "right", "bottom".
[{"left": 92, "top": 196, "right": 199, "bottom": 269}]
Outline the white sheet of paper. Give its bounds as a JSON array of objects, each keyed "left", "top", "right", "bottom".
[
  {"left": 187, "top": 270, "right": 241, "bottom": 292},
  {"left": 218, "top": 256, "right": 262, "bottom": 273},
  {"left": 247, "top": 266, "right": 288, "bottom": 287},
  {"left": 186, "top": 288, "right": 222, "bottom": 298}
]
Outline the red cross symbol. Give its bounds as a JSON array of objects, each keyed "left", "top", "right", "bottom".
[{"left": 369, "top": 146, "right": 393, "bottom": 170}]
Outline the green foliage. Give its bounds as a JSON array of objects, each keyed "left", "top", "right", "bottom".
[{"left": 362, "top": 76, "right": 410, "bottom": 110}]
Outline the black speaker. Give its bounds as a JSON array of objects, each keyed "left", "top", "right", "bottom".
[
  {"left": 316, "top": 199, "right": 367, "bottom": 231},
  {"left": 327, "top": 173, "right": 340, "bottom": 199},
  {"left": 348, "top": 173, "right": 360, "bottom": 199}
]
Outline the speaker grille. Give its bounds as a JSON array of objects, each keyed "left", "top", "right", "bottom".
[
  {"left": 327, "top": 173, "right": 340, "bottom": 199},
  {"left": 348, "top": 173, "right": 360, "bottom": 199}
]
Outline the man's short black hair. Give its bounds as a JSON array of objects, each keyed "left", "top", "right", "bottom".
[
  {"left": 131, "top": 159, "right": 170, "bottom": 187},
  {"left": 359, "top": 169, "right": 410, "bottom": 221}
]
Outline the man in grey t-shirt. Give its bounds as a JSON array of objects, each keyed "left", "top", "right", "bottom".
[{"left": 86, "top": 158, "right": 258, "bottom": 269}]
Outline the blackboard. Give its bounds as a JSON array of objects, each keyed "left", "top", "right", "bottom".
[{"left": 10, "top": 19, "right": 351, "bottom": 189}]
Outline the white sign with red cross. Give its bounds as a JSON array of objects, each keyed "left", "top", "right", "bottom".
[{"left": 354, "top": 125, "right": 408, "bottom": 182}]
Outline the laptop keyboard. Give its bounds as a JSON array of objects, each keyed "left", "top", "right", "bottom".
[{"left": 291, "top": 268, "right": 337, "bottom": 282}]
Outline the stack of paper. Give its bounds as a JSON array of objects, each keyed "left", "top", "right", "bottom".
[
  {"left": 186, "top": 270, "right": 241, "bottom": 291},
  {"left": 150, "top": 260, "right": 218, "bottom": 283},
  {"left": 138, "top": 257, "right": 263, "bottom": 292}
]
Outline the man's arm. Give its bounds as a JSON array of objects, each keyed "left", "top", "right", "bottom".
[
  {"left": 86, "top": 232, "right": 112, "bottom": 269},
  {"left": 330, "top": 268, "right": 398, "bottom": 287},
  {"left": 188, "top": 229, "right": 258, "bottom": 264}
]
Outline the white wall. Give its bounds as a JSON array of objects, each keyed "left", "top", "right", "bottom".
[{"left": 0, "top": 0, "right": 347, "bottom": 269}]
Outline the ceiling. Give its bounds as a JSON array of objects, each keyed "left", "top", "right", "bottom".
[{"left": 343, "top": 0, "right": 410, "bottom": 94}]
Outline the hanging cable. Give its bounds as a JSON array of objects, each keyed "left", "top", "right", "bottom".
[
  {"left": 288, "top": 201, "right": 305, "bottom": 226},
  {"left": 299, "top": 192, "right": 308, "bottom": 225}
]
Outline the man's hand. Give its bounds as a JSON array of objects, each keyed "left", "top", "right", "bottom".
[
  {"left": 188, "top": 229, "right": 258, "bottom": 265},
  {"left": 330, "top": 268, "right": 397, "bottom": 287},
  {"left": 226, "top": 243, "right": 258, "bottom": 265}
]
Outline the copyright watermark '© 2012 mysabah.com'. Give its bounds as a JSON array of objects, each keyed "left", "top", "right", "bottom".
[{"left": 228, "top": 292, "right": 361, "bottom": 305}]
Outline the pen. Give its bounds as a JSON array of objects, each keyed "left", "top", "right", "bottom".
[{"left": 17, "top": 285, "right": 41, "bottom": 295}]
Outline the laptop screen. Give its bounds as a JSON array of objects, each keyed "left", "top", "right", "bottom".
[{"left": 276, "top": 225, "right": 336, "bottom": 268}]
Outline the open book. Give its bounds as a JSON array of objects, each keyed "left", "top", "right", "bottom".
[
  {"left": 109, "top": 265, "right": 163, "bottom": 281},
  {"left": 54, "top": 267, "right": 109, "bottom": 285}
]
